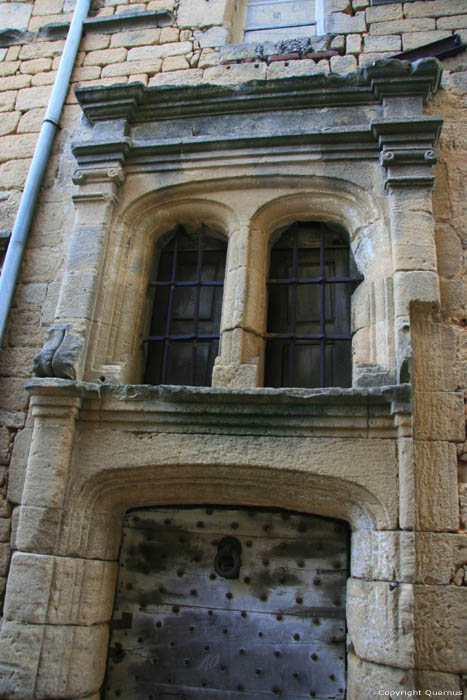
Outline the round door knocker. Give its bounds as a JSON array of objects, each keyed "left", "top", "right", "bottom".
[{"left": 214, "top": 536, "right": 242, "bottom": 580}]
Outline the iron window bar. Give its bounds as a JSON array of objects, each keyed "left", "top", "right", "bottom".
[
  {"left": 144, "top": 227, "right": 226, "bottom": 386},
  {"left": 246, "top": 21, "right": 317, "bottom": 30},
  {"left": 265, "top": 222, "right": 362, "bottom": 388}
]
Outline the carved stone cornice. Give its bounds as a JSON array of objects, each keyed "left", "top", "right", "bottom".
[
  {"left": 24, "top": 378, "right": 411, "bottom": 437},
  {"left": 71, "top": 138, "right": 132, "bottom": 168},
  {"left": 71, "top": 59, "right": 443, "bottom": 188},
  {"left": 74, "top": 59, "right": 442, "bottom": 126},
  {"left": 364, "top": 58, "right": 442, "bottom": 103},
  {"left": 371, "top": 117, "right": 443, "bottom": 146}
]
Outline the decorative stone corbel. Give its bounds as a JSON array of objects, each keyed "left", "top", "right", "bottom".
[
  {"left": 372, "top": 118, "right": 442, "bottom": 192},
  {"left": 33, "top": 323, "right": 83, "bottom": 379}
]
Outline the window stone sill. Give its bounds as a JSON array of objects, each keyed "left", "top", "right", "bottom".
[{"left": 24, "top": 377, "right": 412, "bottom": 439}]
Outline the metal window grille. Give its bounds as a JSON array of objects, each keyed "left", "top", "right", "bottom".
[
  {"left": 264, "top": 222, "right": 362, "bottom": 389},
  {"left": 144, "top": 227, "right": 226, "bottom": 386}
]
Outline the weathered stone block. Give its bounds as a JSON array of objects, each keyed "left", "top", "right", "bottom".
[
  {"left": 0, "top": 346, "right": 38, "bottom": 378},
  {"left": 128, "top": 72, "right": 148, "bottom": 85},
  {"left": 0, "top": 3, "right": 32, "bottom": 31},
  {"left": 128, "top": 41, "right": 193, "bottom": 61},
  {"left": 435, "top": 223, "right": 462, "bottom": 278},
  {"left": 402, "top": 30, "right": 452, "bottom": 51},
  {"left": 393, "top": 271, "right": 439, "bottom": 316},
  {"left": 7, "top": 426, "right": 33, "bottom": 504},
  {"left": 0, "top": 378, "right": 28, "bottom": 412},
  {"left": 28, "top": 12, "right": 73, "bottom": 32},
  {"left": 0, "top": 425, "right": 9, "bottom": 465},
  {"left": 15, "top": 85, "right": 52, "bottom": 110},
  {"left": 437, "top": 14, "right": 467, "bottom": 30},
  {"left": 35, "top": 623, "right": 109, "bottom": 698},
  {"left": 347, "top": 578, "right": 414, "bottom": 669},
  {"left": 32, "top": 0, "right": 64, "bottom": 16},
  {"left": 267, "top": 59, "right": 329, "bottom": 79},
  {"left": 346, "top": 33, "right": 362, "bottom": 55},
  {"left": 370, "top": 18, "right": 436, "bottom": 35},
  {"left": 330, "top": 54, "right": 358, "bottom": 75},
  {"left": 70, "top": 65, "right": 101, "bottom": 83},
  {"left": 4, "top": 552, "right": 118, "bottom": 625},
  {"left": 0, "top": 91, "right": 17, "bottom": 112},
  {"left": 440, "top": 277, "right": 467, "bottom": 318},
  {"left": 0, "top": 620, "right": 42, "bottom": 699},
  {"left": 414, "top": 533, "right": 467, "bottom": 585},
  {"left": 412, "top": 320, "right": 457, "bottom": 392},
  {"left": 364, "top": 34, "right": 401, "bottom": 52},
  {"left": 330, "top": 34, "right": 345, "bottom": 51},
  {"left": 366, "top": 3, "right": 402, "bottom": 23},
  {"left": 31, "top": 71, "right": 56, "bottom": 87},
  {"left": 348, "top": 653, "right": 462, "bottom": 699},
  {"left": 219, "top": 42, "right": 257, "bottom": 63},
  {"left": 203, "top": 62, "right": 267, "bottom": 85},
  {"left": 398, "top": 436, "right": 415, "bottom": 530},
  {"left": 327, "top": 11, "right": 366, "bottom": 33},
  {"left": 4, "top": 552, "right": 54, "bottom": 624},
  {"left": 414, "top": 392, "right": 464, "bottom": 442},
  {"left": 101, "top": 59, "right": 162, "bottom": 78},
  {"left": 81, "top": 33, "right": 111, "bottom": 51},
  {"left": 414, "top": 585, "right": 467, "bottom": 672},
  {"left": 82, "top": 47, "right": 127, "bottom": 66},
  {"left": 177, "top": 0, "right": 234, "bottom": 28},
  {"left": 20, "top": 58, "right": 53, "bottom": 75},
  {"left": 12, "top": 504, "right": 62, "bottom": 554},
  {"left": 0, "top": 519, "right": 9, "bottom": 544},
  {"left": 413, "top": 440, "right": 459, "bottom": 532},
  {"left": 347, "top": 653, "right": 413, "bottom": 699},
  {"left": 351, "top": 530, "right": 416, "bottom": 582},
  {"left": 0, "top": 74, "right": 31, "bottom": 92},
  {"left": 109, "top": 28, "right": 161, "bottom": 48},
  {"left": 0, "top": 61, "right": 20, "bottom": 78},
  {"left": 162, "top": 55, "right": 190, "bottom": 72},
  {"left": 159, "top": 27, "right": 180, "bottom": 43},
  {"left": 405, "top": 0, "right": 467, "bottom": 17},
  {"left": 352, "top": 326, "right": 370, "bottom": 365},
  {"left": 0, "top": 111, "right": 20, "bottom": 137},
  {"left": 194, "top": 26, "right": 229, "bottom": 48},
  {"left": 198, "top": 49, "right": 220, "bottom": 68}
]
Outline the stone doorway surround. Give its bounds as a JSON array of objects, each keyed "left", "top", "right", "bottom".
[{"left": 1, "top": 59, "right": 465, "bottom": 698}]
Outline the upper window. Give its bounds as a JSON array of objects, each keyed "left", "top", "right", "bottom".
[
  {"left": 243, "top": 0, "right": 316, "bottom": 43},
  {"left": 144, "top": 227, "right": 226, "bottom": 387},
  {"left": 264, "top": 221, "right": 361, "bottom": 389}
]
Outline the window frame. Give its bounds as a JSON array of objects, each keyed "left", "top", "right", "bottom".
[
  {"left": 264, "top": 221, "right": 362, "bottom": 389},
  {"left": 234, "top": 0, "right": 318, "bottom": 44},
  {"left": 143, "top": 226, "right": 227, "bottom": 387}
]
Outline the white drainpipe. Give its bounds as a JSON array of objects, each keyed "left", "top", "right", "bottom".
[{"left": 0, "top": 0, "right": 91, "bottom": 347}]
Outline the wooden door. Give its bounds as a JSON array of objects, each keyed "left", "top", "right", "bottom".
[{"left": 104, "top": 507, "right": 347, "bottom": 699}]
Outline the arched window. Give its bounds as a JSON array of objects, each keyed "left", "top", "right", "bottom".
[
  {"left": 144, "top": 227, "right": 226, "bottom": 386},
  {"left": 264, "top": 221, "right": 361, "bottom": 389}
]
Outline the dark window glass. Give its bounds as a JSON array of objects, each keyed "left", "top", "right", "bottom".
[
  {"left": 264, "top": 221, "right": 361, "bottom": 389},
  {"left": 144, "top": 227, "right": 226, "bottom": 386}
]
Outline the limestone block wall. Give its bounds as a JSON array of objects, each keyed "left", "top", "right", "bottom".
[{"left": 0, "top": 0, "right": 466, "bottom": 696}]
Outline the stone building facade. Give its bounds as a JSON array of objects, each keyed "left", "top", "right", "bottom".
[{"left": 0, "top": 0, "right": 467, "bottom": 698}]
